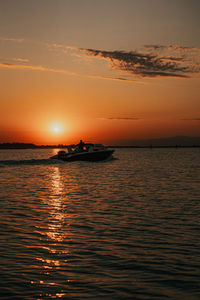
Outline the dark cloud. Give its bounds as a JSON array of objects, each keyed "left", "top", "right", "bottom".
[
  {"left": 80, "top": 47, "right": 200, "bottom": 78},
  {"left": 143, "top": 45, "right": 200, "bottom": 52},
  {"left": 181, "top": 118, "right": 200, "bottom": 121},
  {"left": 99, "top": 117, "right": 141, "bottom": 121},
  {"left": 101, "top": 76, "right": 139, "bottom": 83},
  {"left": 160, "top": 56, "right": 184, "bottom": 62}
]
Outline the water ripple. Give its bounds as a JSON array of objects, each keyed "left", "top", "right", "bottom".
[{"left": 0, "top": 148, "right": 200, "bottom": 299}]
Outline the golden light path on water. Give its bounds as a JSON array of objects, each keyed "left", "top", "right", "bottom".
[{"left": 34, "top": 166, "right": 74, "bottom": 299}]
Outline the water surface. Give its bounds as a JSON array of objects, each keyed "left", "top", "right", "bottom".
[{"left": 0, "top": 148, "right": 200, "bottom": 299}]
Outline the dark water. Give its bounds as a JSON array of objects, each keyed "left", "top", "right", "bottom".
[{"left": 0, "top": 148, "right": 200, "bottom": 299}]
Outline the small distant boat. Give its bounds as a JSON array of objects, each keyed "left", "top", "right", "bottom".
[{"left": 50, "top": 141, "right": 114, "bottom": 162}]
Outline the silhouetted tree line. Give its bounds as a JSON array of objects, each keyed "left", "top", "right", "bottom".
[{"left": 0, "top": 143, "right": 67, "bottom": 149}]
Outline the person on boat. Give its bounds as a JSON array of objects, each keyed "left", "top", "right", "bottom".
[{"left": 77, "top": 140, "right": 85, "bottom": 152}]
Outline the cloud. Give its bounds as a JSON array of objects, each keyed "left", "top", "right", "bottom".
[
  {"left": 87, "top": 74, "right": 144, "bottom": 83},
  {"left": 47, "top": 42, "right": 200, "bottom": 79},
  {"left": 46, "top": 42, "right": 79, "bottom": 55},
  {"left": 0, "top": 37, "right": 24, "bottom": 43},
  {"left": 0, "top": 62, "right": 77, "bottom": 76},
  {"left": 80, "top": 46, "right": 200, "bottom": 78},
  {"left": 99, "top": 117, "right": 141, "bottom": 121},
  {"left": 0, "top": 61, "right": 142, "bottom": 84},
  {"left": 1, "top": 39, "right": 200, "bottom": 81},
  {"left": 1, "top": 59, "right": 145, "bottom": 84},
  {"left": 180, "top": 118, "right": 200, "bottom": 121},
  {"left": 144, "top": 45, "right": 200, "bottom": 52},
  {"left": 13, "top": 58, "right": 29, "bottom": 63}
]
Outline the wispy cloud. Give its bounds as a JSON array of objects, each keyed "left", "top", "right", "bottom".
[
  {"left": 0, "top": 61, "right": 142, "bottom": 84},
  {"left": 0, "top": 62, "right": 77, "bottom": 76},
  {"left": 87, "top": 74, "right": 143, "bottom": 83},
  {"left": 13, "top": 58, "right": 29, "bottom": 63},
  {"left": 180, "top": 118, "right": 200, "bottom": 121},
  {"left": 0, "top": 37, "right": 24, "bottom": 43},
  {"left": 143, "top": 44, "right": 200, "bottom": 52},
  {"left": 79, "top": 46, "right": 200, "bottom": 78},
  {"left": 99, "top": 117, "right": 142, "bottom": 121}
]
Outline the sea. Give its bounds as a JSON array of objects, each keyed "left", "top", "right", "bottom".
[{"left": 0, "top": 148, "right": 200, "bottom": 300}]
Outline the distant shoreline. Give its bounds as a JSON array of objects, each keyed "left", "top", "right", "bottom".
[
  {"left": 0, "top": 143, "right": 199, "bottom": 149},
  {"left": 109, "top": 145, "right": 200, "bottom": 148}
]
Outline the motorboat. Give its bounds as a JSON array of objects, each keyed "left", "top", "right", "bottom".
[{"left": 50, "top": 141, "right": 114, "bottom": 162}]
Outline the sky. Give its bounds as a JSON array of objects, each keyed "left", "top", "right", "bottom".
[{"left": 0, "top": 0, "right": 200, "bottom": 145}]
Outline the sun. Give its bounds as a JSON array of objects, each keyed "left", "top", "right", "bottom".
[{"left": 50, "top": 123, "right": 63, "bottom": 134}]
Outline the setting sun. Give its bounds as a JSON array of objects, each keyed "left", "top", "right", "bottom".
[{"left": 50, "top": 123, "right": 64, "bottom": 134}]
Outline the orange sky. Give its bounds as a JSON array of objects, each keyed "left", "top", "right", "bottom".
[{"left": 0, "top": 0, "right": 200, "bottom": 145}]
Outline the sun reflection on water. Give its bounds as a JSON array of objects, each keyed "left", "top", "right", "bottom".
[
  {"left": 33, "top": 166, "right": 73, "bottom": 298},
  {"left": 47, "top": 166, "right": 66, "bottom": 243}
]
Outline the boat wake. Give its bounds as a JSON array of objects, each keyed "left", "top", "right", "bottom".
[{"left": 0, "top": 158, "right": 64, "bottom": 166}]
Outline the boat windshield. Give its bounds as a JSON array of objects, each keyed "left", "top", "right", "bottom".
[
  {"left": 93, "top": 144, "right": 105, "bottom": 150},
  {"left": 66, "top": 143, "right": 105, "bottom": 153}
]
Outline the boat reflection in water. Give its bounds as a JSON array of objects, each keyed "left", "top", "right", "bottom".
[{"left": 50, "top": 140, "right": 114, "bottom": 162}]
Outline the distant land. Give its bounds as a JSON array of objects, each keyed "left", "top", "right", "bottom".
[{"left": 0, "top": 136, "right": 200, "bottom": 149}]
